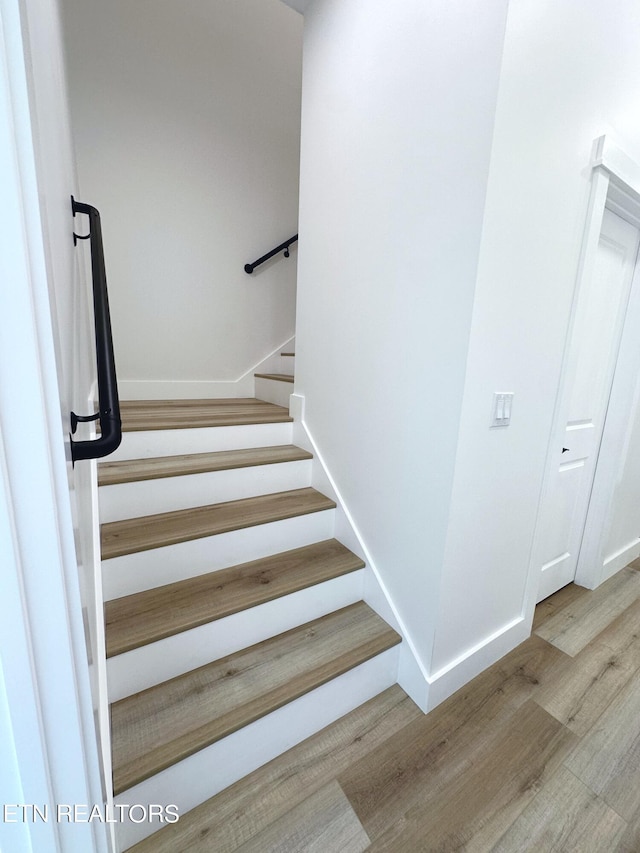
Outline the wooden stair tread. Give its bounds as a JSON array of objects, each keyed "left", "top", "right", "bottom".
[
  {"left": 124, "top": 685, "right": 415, "bottom": 853},
  {"left": 254, "top": 373, "right": 294, "bottom": 383},
  {"left": 111, "top": 602, "right": 401, "bottom": 794},
  {"left": 98, "top": 444, "right": 312, "bottom": 487},
  {"left": 105, "top": 540, "right": 365, "bottom": 657},
  {"left": 118, "top": 398, "right": 292, "bottom": 432},
  {"left": 101, "top": 488, "right": 336, "bottom": 560}
]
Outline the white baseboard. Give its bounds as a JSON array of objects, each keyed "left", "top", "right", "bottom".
[
  {"left": 289, "top": 392, "right": 537, "bottom": 714},
  {"left": 117, "top": 336, "right": 295, "bottom": 401},
  {"left": 602, "top": 537, "right": 640, "bottom": 584},
  {"left": 425, "top": 616, "right": 528, "bottom": 711}
]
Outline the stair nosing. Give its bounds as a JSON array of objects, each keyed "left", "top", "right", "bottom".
[
  {"left": 101, "top": 488, "right": 336, "bottom": 560},
  {"left": 254, "top": 373, "right": 294, "bottom": 383},
  {"left": 105, "top": 539, "right": 366, "bottom": 657},
  {"left": 98, "top": 444, "right": 313, "bottom": 487},
  {"left": 111, "top": 602, "right": 401, "bottom": 794}
]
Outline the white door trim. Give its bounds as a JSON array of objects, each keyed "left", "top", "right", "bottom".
[
  {"left": 574, "top": 142, "right": 640, "bottom": 589},
  {"left": 528, "top": 135, "right": 640, "bottom": 609},
  {"left": 0, "top": 1, "right": 108, "bottom": 850},
  {"left": 593, "top": 135, "right": 640, "bottom": 199}
]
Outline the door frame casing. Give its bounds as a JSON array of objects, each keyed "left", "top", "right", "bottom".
[
  {"left": 530, "top": 135, "right": 640, "bottom": 604},
  {"left": 0, "top": 0, "right": 108, "bottom": 850},
  {"left": 575, "top": 144, "right": 640, "bottom": 588}
]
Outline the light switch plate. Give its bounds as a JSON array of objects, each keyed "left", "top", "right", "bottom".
[{"left": 491, "top": 392, "right": 514, "bottom": 427}]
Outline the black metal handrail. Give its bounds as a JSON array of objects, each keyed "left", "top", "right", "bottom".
[
  {"left": 244, "top": 234, "right": 298, "bottom": 274},
  {"left": 69, "top": 196, "right": 122, "bottom": 463}
]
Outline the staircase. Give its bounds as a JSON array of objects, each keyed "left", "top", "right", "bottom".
[
  {"left": 99, "top": 369, "right": 402, "bottom": 850},
  {"left": 254, "top": 349, "right": 295, "bottom": 407}
]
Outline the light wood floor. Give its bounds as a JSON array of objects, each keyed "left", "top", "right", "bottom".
[{"left": 129, "top": 558, "right": 640, "bottom": 852}]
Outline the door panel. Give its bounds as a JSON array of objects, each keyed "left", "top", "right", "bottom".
[{"left": 538, "top": 209, "right": 640, "bottom": 602}]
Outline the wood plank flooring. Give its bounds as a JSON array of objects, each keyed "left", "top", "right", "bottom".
[
  {"left": 101, "top": 488, "right": 335, "bottom": 559},
  {"left": 112, "top": 602, "right": 400, "bottom": 794},
  {"left": 98, "top": 445, "right": 312, "bottom": 486},
  {"left": 118, "top": 398, "right": 292, "bottom": 431},
  {"left": 128, "top": 556, "right": 640, "bottom": 852},
  {"left": 105, "top": 539, "right": 365, "bottom": 657}
]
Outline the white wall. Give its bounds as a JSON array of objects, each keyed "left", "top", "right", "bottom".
[
  {"left": 430, "top": 0, "right": 640, "bottom": 689},
  {"left": 297, "top": 0, "right": 640, "bottom": 709},
  {"left": 295, "top": 0, "right": 509, "bottom": 669},
  {"left": 61, "top": 0, "right": 302, "bottom": 396}
]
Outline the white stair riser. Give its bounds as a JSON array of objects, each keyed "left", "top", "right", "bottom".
[
  {"left": 114, "top": 645, "right": 400, "bottom": 851},
  {"left": 99, "top": 460, "right": 313, "bottom": 523},
  {"left": 280, "top": 355, "right": 295, "bottom": 372},
  {"left": 102, "top": 509, "right": 336, "bottom": 600},
  {"left": 107, "top": 569, "right": 365, "bottom": 701},
  {"left": 109, "top": 422, "right": 293, "bottom": 462},
  {"left": 254, "top": 377, "right": 292, "bottom": 409}
]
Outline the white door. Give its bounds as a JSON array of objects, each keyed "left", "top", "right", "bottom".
[{"left": 537, "top": 208, "right": 640, "bottom": 602}]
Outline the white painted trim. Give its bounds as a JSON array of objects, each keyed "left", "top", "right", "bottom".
[
  {"left": 236, "top": 334, "right": 296, "bottom": 389},
  {"left": 425, "top": 617, "right": 528, "bottom": 711},
  {"left": 114, "top": 646, "right": 399, "bottom": 851},
  {"left": 0, "top": 2, "right": 108, "bottom": 847},
  {"left": 593, "top": 135, "right": 640, "bottom": 199},
  {"left": 602, "top": 538, "right": 640, "bottom": 582},
  {"left": 290, "top": 393, "right": 428, "bottom": 711},
  {"left": 576, "top": 233, "right": 640, "bottom": 589},
  {"left": 527, "top": 136, "right": 640, "bottom": 610},
  {"left": 572, "top": 137, "right": 640, "bottom": 590},
  {"left": 118, "top": 336, "right": 296, "bottom": 401}
]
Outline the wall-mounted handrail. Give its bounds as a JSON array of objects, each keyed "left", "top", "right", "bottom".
[
  {"left": 69, "top": 196, "right": 122, "bottom": 463},
  {"left": 244, "top": 234, "right": 298, "bottom": 274}
]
